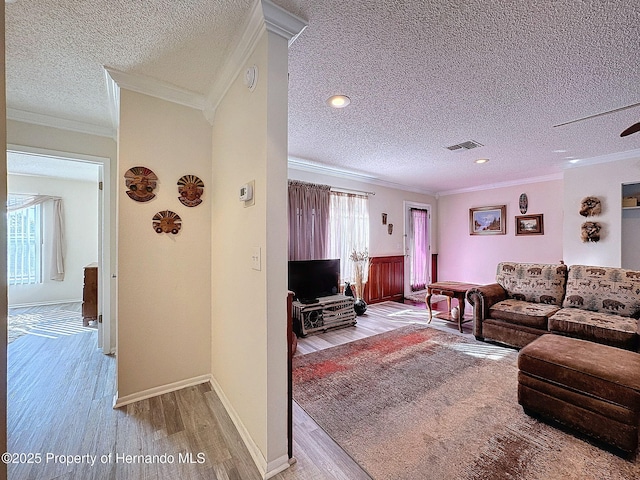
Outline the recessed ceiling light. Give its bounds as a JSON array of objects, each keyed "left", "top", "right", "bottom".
[
  {"left": 564, "top": 156, "right": 575, "bottom": 159},
  {"left": 569, "top": 159, "right": 580, "bottom": 164},
  {"left": 474, "top": 158, "right": 489, "bottom": 164},
  {"left": 553, "top": 149, "right": 567, "bottom": 153},
  {"left": 327, "top": 95, "right": 351, "bottom": 108}
]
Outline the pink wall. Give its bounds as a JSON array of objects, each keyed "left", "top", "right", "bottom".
[{"left": 437, "top": 179, "right": 564, "bottom": 285}]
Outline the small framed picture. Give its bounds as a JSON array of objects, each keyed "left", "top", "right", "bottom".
[
  {"left": 469, "top": 205, "right": 506, "bottom": 235},
  {"left": 515, "top": 214, "right": 544, "bottom": 236}
]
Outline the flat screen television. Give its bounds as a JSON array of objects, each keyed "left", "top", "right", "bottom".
[{"left": 288, "top": 259, "right": 341, "bottom": 303}]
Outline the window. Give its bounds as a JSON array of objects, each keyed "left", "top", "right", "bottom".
[
  {"left": 328, "top": 192, "right": 370, "bottom": 285},
  {"left": 7, "top": 195, "right": 43, "bottom": 285},
  {"left": 287, "top": 181, "right": 370, "bottom": 285}
]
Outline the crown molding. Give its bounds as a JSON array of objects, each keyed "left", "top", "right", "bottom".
[
  {"left": 562, "top": 147, "right": 640, "bottom": 169},
  {"left": 104, "top": 67, "right": 205, "bottom": 110},
  {"left": 203, "top": 0, "right": 307, "bottom": 124},
  {"left": 7, "top": 108, "right": 115, "bottom": 138},
  {"left": 104, "top": 68, "right": 120, "bottom": 136},
  {"left": 436, "top": 148, "right": 640, "bottom": 196},
  {"left": 436, "top": 172, "right": 564, "bottom": 197},
  {"left": 288, "top": 157, "right": 437, "bottom": 196},
  {"left": 262, "top": 0, "right": 307, "bottom": 45}
]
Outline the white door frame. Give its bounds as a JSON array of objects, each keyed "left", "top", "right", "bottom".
[
  {"left": 403, "top": 201, "right": 432, "bottom": 296},
  {"left": 7, "top": 145, "right": 115, "bottom": 354}
]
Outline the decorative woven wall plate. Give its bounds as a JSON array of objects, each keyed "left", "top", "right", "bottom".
[
  {"left": 153, "top": 210, "right": 182, "bottom": 234},
  {"left": 124, "top": 166, "right": 158, "bottom": 202},
  {"left": 177, "top": 174, "right": 204, "bottom": 207}
]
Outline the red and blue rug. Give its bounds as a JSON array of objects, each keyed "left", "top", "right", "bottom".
[{"left": 293, "top": 325, "right": 640, "bottom": 479}]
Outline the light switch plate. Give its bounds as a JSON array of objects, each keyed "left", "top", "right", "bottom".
[{"left": 251, "top": 246, "right": 261, "bottom": 271}]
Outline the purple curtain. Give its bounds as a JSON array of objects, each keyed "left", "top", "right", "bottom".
[
  {"left": 410, "top": 208, "right": 429, "bottom": 291},
  {"left": 288, "top": 180, "right": 331, "bottom": 260}
]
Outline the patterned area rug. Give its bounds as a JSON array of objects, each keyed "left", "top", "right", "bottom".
[{"left": 293, "top": 325, "right": 640, "bottom": 479}]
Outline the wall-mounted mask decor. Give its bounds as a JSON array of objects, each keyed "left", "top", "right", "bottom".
[
  {"left": 581, "top": 221, "right": 602, "bottom": 243},
  {"left": 382, "top": 213, "right": 387, "bottom": 225},
  {"left": 177, "top": 174, "right": 204, "bottom": 207},
  {"left": 579, "top": 196, "right": 602, "bottom": 217},
  {"left": 124, "top": 166, "right": 158, "bottom": 202},
  {"left": 388, "top": 223, "right": 394, "bottom": 235},
  {"left": 519, "top": 193, "right": 528, "bottom": 214},
  {"left": 153, "top": 210, "right": 182, "bottom": 235}
]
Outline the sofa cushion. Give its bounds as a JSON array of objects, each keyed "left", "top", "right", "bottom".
[
  {"left": 490, "top": 300, "right": 560, "bottom": 328},
  {"left": 549, "top": 307, "right": 638, "bottom": 351},
  {"left": 496, "top": 262, "right": 567, "bottom": 306},
  {"left": 563, "top": 265, "right": 640, "bottom": 318}
]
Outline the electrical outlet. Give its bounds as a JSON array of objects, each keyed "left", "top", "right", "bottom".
[{"left": 251, "top": 246, "right": 261, "bottom": 271}]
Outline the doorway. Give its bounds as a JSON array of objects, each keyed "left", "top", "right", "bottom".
[
  {"left": 6, "top": 148, "right": 113, "bottom": 353},
  {"left": 403, "top": 201, "right": 432, "bottom": 299}
]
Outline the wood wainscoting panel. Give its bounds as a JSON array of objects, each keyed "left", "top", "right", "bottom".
[{"left": 363, "top": 255, "right": 404, "bottom": 304}]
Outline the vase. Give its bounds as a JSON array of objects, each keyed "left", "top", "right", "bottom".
[{"left": 354, "top": 298, "right": 367, "bottom": 316}]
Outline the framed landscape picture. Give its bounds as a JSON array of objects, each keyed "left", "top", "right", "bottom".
[
  {"left": 515, "top": 214, "right": 544, "bottom": 236},
  {"left": 469, "top": 205, "right": 506, "bottom": 235}
]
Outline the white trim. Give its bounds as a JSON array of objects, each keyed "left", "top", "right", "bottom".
[
  {"left": 104, "top": 67, "right": 205, "bottom": 111},
  {"left": 288, "top": 156, "right": 437, "bottom": 196},
  {"left": 209, "top": 376, "right": 290, "bottom": 480},
  {"left": 7, "top": 144, "right": 108, "bottom": 165},
  {"left": 112, "top": 374, "right": 212, "bottom": 409},
  {"left": 7, "top": 108, "right": 114, "bottom": 138},
  {"left": 264, "top": 454, "right": 291, "bottom": 479},
  {"left": 104, "top": 68, "right": 120, "bottom": 137},
  {"left": 262, "top": 0, "right": 307, "bottom": 45},
  {"left": 436, "top": 172, "right": 564, "bottom": 197}
]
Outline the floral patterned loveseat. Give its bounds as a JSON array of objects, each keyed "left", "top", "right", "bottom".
[{"left": 467, "top": 262, "right": 640, "bottom": 351}]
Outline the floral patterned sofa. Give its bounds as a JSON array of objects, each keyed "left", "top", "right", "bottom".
[{"left": 467, "top": 262, "right": 640, "bottom": 351}]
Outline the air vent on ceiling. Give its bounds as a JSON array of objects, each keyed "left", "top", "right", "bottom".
[{"left": 445, "top": 140, "right": 484, "bottom": 151}]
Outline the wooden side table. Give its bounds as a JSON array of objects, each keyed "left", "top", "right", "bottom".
[{"left": 426, "top": 281, "right": 478, "bottom": 332}]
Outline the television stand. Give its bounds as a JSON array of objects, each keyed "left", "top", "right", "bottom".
[
  {"left": 292, "top": 295, "right": 357, "bottom": 337},
  {"left": 298, "top": 297, "right": 319, "bottom": 305}
]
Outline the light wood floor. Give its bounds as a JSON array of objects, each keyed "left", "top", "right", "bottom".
[
  {"left": 7, "top": 302, "right": 89, "bottom": 344},
  {"left": 7, "top": 301, "right": 465, "bottom": 479}
]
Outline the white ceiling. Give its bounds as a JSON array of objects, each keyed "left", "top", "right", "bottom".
[
  {"left": 7, "top": 151, "right": 100, "bottom": 182},
  {"left": 6, "top": 0, "right": 640, "bottom": 194}
]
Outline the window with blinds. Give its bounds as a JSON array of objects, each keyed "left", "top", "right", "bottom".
[{"left": 7, "top": 195, "right": 43, "bottom": 285}]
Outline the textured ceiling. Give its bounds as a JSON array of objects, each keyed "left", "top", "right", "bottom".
[
  {"left": 6, "top": 0, "right": 640, "bottom": 194},
  {"left": 7, "top": 152, "right": 100, "bottom": 182},
  {"left": 6, "top": 0, "right": 253, "bottom": 127}
]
